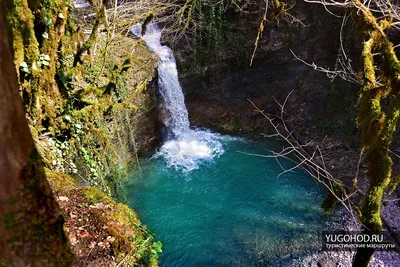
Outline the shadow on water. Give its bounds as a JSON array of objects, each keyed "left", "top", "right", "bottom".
[{"left": 124, "top": 137, "right": 327, "bottom": 267}]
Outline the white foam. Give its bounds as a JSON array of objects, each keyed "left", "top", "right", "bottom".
[{"left": 154, "top": 130, "right": 225, "bottom": 172}]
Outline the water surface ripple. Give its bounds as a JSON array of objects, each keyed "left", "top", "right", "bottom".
[{"left": 126, "top": 138, "right": 326, "bottom": 266}]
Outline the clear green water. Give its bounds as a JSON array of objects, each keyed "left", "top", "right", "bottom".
[{"left": 125, "top": 137, "right": 326, "bottom": 266}]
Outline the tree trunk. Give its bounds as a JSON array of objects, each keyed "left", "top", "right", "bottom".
[{"left": 0, "top": 10, "right": 73, "bottom": 267}]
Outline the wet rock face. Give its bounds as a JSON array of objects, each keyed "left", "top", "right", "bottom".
[
  {"left": 176, "top": 1, "right": 359, "bottom": 140},
  {"left": 181, "top": 61, "right": 357, "bottom": 140},
  {"left": 175, "top": 1, "right": 350, "bottom": 75}
]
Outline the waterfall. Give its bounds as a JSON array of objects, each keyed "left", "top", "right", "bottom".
[
  {"left": 132, "top": 23, "right": 224, "bottom": 171},
  {"left": 138, "top": 24, "right": 190, "bottom": 137}
]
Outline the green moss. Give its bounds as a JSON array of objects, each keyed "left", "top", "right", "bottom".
[
  {"left": 83, "top": 187, "right": 113, "bottom": 205},
  {"left": 272, "top": 0, "right": 287, "bottom": 21},
  {"left": 46, "top": 171, "right": 159, "bottom": 266},
  {"left": 2, "top": 0, "right": 76, "bottom": 134},
  {"left": 322, "top": 180, "right": 343, "bottom": 212},
  {"left": 81, "top": 187, "right": 159, "bottom": 266},
  {"left": 46, "top": 168, "right": 78, "bottom": 192},
  {"left": 352, "top": 5, "right": 400, "bottom": 264},
  {"left": 0, "top": 0, "right": 161, "bottom": 265},
  {"left": 73, "top": 3, "right": 106, "bottom": 66},
  {"left": 2, "top": 0, "right": 39, "bottom": 69},
  {"left": 388, "top": 175, "right": 400, "bottom": 193}
]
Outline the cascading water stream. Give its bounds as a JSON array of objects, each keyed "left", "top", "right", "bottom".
[
  {"left": 132, "top": 24, "right": 224, "bottom": 171},
  {"left": 136, "top": 24, "right": 190, "bottom": 136}
]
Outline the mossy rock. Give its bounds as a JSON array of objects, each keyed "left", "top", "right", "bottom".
[{"left": 47, "top": 170, "right": 160, "bottom": 266}]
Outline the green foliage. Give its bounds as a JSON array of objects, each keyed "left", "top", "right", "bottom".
[
  {"left": 43, "top": 15, "right": 52, "bottom": 26},
  {"left": 152, "top": 241, "right": 163, "bottom": 254},
  {"left": 183, "top": 0, "right": 226, "bottom": 68},
  {"left": 106, "top": 165, "right": 129, "bottom": 204},
  {"left": 176, "top": 0, "right": 261, "bottom": 72},
  {"left": 20, "top": 61, "right": 30, "bottom": 73}
]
